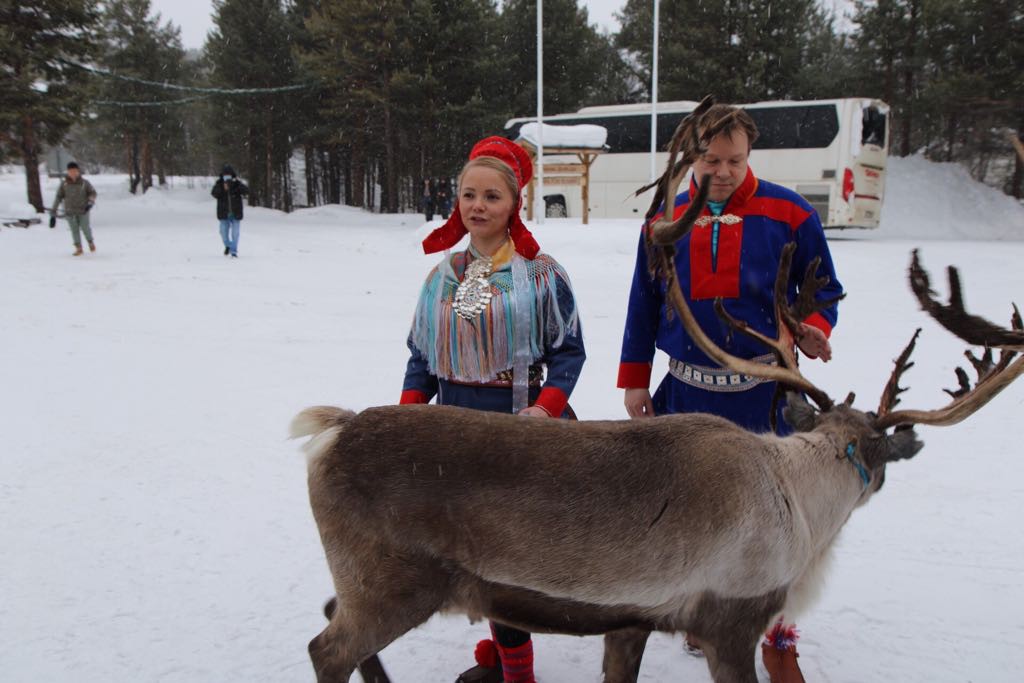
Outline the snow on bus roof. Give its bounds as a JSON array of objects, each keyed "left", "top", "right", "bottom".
[{"left": 516, "top": 122, "right": 608, "bottom": 150}]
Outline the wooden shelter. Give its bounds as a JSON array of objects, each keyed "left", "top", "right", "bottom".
[{"left": 514, "top": 122, "right": 608, "bottom": 224}]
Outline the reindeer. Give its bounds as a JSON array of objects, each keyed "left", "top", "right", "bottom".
[{"left": 291, "top": 101, "right": 1024, "bottom": 683}]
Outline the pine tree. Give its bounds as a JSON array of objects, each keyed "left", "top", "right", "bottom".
[
  {"left": 617, "top": 0, "right": 834, "bottom": 104},
  {"left": 93, "top": 0, "right": 188, "bottom": 193},
  {"left": 206, "top": 0, "right": 303, "bottom": 210},
  {"left": 0, "top": 0, "right": 100, "bottom": 212},
  {"left": 499, "top": 0, "right": 630, "bottom": 116}
]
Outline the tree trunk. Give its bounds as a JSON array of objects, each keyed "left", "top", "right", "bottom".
[
  {"left": 129, "top": 135, "right": 142, "bottom": 195},
  {"left": 350, "top": 140, "right": 365, "bottom": 208},
  {"left": 1011, "top": 126, "right": 1024, "bottom": 199},
  {"left": 305, "top": 142, "right": 317, "bottom": 207},
  {"left": 945, "top": 112, "right": 957, "bottom": 162},
  {"left": 383, "top": 104, "right": 398, "bottom": 213},
  {"left": 899, "top": 0, "right": 919, "bottom": 158},
  {"left": 329, "top": 145, "right": 342, "bottom": 205},
  {"left": 19, "top": 114, "right": 44, "bottom": 212},
  {"left": 141, "top": 135, "right": 154, "bottom": 193},
  {"left": 264, "top": 114, "right": 274, "bottom": 209}
]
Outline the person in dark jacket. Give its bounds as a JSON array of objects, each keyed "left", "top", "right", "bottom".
[
  {"left": 50, "top": 162, "right": 97, "bottom": 256},
  {"left": 211, "top": 164, "right": 249, "bottom": 258}
]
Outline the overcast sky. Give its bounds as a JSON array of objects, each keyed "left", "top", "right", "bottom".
[
  {"left": 152, "top": 0, "right": 629, "bottom": 51},
  {"left": 152, "top": 1, "right": 856, "bottom": 53}
]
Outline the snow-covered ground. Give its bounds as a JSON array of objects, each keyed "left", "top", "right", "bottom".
[{"left": 2, "top": 160, "right": 1023, "bottom": 683}]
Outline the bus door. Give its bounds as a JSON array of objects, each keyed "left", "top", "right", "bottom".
[{"left": 843, "top": 102, "right": 889, "bottom": 227}]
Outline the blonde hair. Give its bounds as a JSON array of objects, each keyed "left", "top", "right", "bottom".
[{"left": 457, "top": 156, "right": 520, "bottom": 200}]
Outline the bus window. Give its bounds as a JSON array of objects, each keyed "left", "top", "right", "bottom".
[{"left": 861, "top": 106, "right": 887, "bottom": 147}]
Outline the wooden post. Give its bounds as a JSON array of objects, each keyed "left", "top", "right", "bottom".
[
  {"left": 578, "top": 152, "right": 590, "bottom": 225},
  {"left": 1010, "top": 133, "right": 1024, "bottom": 165},
  {"left": 515, "top": 140, "right": 603, "bottom": 223}
]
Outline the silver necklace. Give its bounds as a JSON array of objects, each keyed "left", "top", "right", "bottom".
[{"left": 453, "top": 254, "right": 493, "bottom": 320}]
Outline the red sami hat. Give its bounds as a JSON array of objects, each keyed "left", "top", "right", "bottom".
[{"left": 421, "top": 136, "right": 540, "bottom": 259}]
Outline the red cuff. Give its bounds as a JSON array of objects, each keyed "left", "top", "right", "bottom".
[
  {"left": 399, "top": 389, "right": 429, "bottom": 405},
  {"left": 616, "top": 361, "right": 653, "bottom": 389},
  {"left": 533, "top": 386, "right": 569, "bottom": 418},
  {"left": 802, "top": 312, "right": 833, "bottom": 338}
]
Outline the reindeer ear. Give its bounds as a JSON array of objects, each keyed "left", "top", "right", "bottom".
[
  {"left": 782, "top": 393, "right": 818, "bottom": 432},
  {"left": 887, "top": 426, "right": 924, "bottom": 462}
]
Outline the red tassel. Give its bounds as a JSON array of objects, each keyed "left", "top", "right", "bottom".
[
  {"left": 508, "top": 215, "right": 540, "bottom": 259},
  {"left": 474, "top": 638, "right": 499, "bottom": 669},
  {"left": 764, "top": 620, "right": 800, "bottom": 651}
]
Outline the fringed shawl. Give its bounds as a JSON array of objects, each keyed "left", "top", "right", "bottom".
[{"left": 410, "top": 250, "right": 579, "bottom": 384}]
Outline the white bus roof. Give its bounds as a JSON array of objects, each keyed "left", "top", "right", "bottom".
[{"left": 507, "top": 98, "right": 885, "bottom": 125}]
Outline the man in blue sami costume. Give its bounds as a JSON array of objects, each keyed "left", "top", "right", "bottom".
[
  {"left": 619, "top": 103, "right": 843, "bottom": 434},
  {"left": 618, "top": 102, "right": 843, "bottom": 681}
]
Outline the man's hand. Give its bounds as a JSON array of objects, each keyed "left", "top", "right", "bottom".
[
  {"left": 85, "top": 202, "right": 94, "bottom": 212},
  {"left": 519, "top": 406, "right": 551, "bottom": 418},
  {"left": 49, "top": 215, "right": 56, "bottom": 228},
  {"left": 624, "top": 388, "right": 655, "bottom": 418},
  {"left": 797, "top": 323, "right": 832, "bottom": 361}
]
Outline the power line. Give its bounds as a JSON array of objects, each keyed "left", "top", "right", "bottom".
[
  {"left": 63, "top": 60, "right": 311, "bottom": 95},
  {"left": 93, "top": 95, "right": 212, "bottom": 107}
]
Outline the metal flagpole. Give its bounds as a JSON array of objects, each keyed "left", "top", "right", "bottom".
[
  {"left": 650, "top": 0, "right": 660, "bottom": 182},
  {"left": 536, "top": 0, "right": 544, "bottom": 224}
]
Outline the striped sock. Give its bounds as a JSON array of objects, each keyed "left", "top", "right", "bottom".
[{"left": 494, "top": 639, "right": 534, "bottom": 683}]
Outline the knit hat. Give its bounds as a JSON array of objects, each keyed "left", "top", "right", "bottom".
[
  {"left": 221, "top": 164, "right": 236, "bottom": 178},
  {"left": 66, "top": 162, "right": 79, "bottom": 170},
  {"left": 421, "top": 136, "right": 540, "bottom": 259}
]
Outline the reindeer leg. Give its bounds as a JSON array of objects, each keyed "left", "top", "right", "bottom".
[
  {"left": 687, "top": 591, "right": 785, "bottom": 683},
  {"left": 321, "top": 596, "right": 392, "bottom": 683},
  {"left": 601, "top": 628, "right": 651, "bottom": 683},
  {"left": 309, "top": 545, "right": 448, "bottom": 683}
]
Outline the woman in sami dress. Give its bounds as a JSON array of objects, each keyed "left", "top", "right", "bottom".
[{"left": 400, "top": 136, "right": 586, "bottom": 683}]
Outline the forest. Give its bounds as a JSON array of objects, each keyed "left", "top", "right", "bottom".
[{"left": 2, "top": 0, "right": 1021, "bottom": 213}]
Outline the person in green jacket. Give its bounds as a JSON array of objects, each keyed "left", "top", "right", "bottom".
[{"left": 50, "top": 162, "right": 98, "bottom": 256}]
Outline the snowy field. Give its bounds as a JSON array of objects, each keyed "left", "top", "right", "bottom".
[{"left": 2, "top": 157, "right": 1023, "bottom": 683}]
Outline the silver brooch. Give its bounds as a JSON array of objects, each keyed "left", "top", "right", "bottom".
[
  {"left": 694, "top": 214, "right": 743, "bottom": 227},
  {"left": 453, "top": 256, "right": 493, "bottom": 320}
]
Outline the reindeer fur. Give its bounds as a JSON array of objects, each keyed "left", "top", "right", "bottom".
[{"left": 294, "top": 399, "right": 906, "bottom": 683}]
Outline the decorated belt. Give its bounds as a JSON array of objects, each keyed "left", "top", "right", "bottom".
[
  {"left": 668, "top": 354, "right": 777, "bottom": 392},
  {"left": 447, "top": 365, "right": 544, "bottom": 389}
]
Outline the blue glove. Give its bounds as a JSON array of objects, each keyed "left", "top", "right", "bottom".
[
  {"left": 85, "top": 202, "right": 94, "bottom": 212},
  {"left": 49, "top": 215, "right": 56, "bottom": 228}
]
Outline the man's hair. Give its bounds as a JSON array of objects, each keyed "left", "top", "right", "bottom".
[
  {"left": 66, "top": 161, "right": 79, "bottom": 170},
  {"left": 699, "top": 104, "right": 759, "bottom": 149}
]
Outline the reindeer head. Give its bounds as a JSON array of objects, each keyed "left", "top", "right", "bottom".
[{"left": 645, "top": 97, "right": 1024, "bottom": 495}]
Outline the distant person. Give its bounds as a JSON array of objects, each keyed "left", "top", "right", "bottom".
[
  {"left": 421, "top": 178, "right": 435, "bottom": 221},
  {"left": 49, "top": 161, "right": 97, "bottom": 256},
  {"left": 211, "top": 164, "right": 248, "bottom": 258},
  {"left": 435, "top": 177, "right": 452, "bottom": 219}
]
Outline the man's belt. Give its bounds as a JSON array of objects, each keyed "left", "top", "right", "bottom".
[{"left": 668, "top": 354, "right": 777, "bottom": 392}]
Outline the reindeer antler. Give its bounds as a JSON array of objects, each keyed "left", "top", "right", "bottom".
[
  {"left": 709, "top": 243, "right": 840, "bottom": 412},
  {"left": 875, "top": 251, "right": 1024, "bottom": 429},
  {"left": 642, "top": 100, "right": 840, "bottom": 416}
]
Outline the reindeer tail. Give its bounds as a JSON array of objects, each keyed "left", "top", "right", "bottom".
[{"left": 290, "top": 406, "right": 357, "bottom": 463}]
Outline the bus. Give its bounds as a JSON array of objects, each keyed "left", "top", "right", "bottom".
[{"left": 504, "top": 98, "right": 890, "bottom": 228}]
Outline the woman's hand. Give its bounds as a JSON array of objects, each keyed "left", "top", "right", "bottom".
[
  {"left": 797, "top": 323, "right": 832, "bottom": 362},
  {"left": 519, "top": 406, "right": 551, "bottom": 418},
  {"left": 624, "top": 388, "right": 655, "bottom": 418}
]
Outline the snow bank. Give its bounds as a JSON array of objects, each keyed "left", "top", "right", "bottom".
[
  {"left": 878, "top": 154, "right": 1024, "bottom": 240},
  {"left": 2, "top": 166, "right": 1024, "bottom": 682},
  {"left": 516, "top": 122, "right": 608, "bottom": 150}
]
